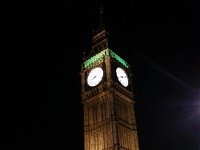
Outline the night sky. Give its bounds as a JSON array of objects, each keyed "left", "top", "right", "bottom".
[{"left": 2, "top": 0, "right": 200, "bottom": 149}]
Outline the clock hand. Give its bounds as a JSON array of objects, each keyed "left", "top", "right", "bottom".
[{"left": 92, "top": 75, "right": 97, "bottom": 80}]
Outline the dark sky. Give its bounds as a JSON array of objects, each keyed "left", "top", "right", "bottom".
[{"left": 2, "top": 0, "right": 200, "bottom": 149}]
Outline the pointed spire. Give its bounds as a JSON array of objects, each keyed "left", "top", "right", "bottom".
[
  {"left": 95, "top": 6, "right": 106, "bottom": 34},
  {"left": 100, "top": 5, "right": 104, "bottom": 15},
  {"left": 91, "top": 5, "right": 109, "bottom": 53}
]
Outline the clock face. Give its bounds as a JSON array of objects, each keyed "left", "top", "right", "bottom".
[
  {"left": 116, "top": 67, "right": 129, "bottom": 87},
  {"left": 87, "top": 67, "right": 104, "bottom": 87}
]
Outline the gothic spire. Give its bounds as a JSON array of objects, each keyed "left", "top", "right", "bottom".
[
  {"left": 91, "top": 6, "right": 109, "bottom": 54},
  {"left": 95, "top": 6, "right": 106, "bottom": 34}
]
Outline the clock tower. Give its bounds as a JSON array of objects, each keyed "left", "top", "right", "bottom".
[{"left": 80, "top": 9, "right": 140, "bottom": 150}]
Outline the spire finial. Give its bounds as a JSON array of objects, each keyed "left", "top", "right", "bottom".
[
  {"left": 94, "top": 5, "right": 105, "bottom": 33},
  {"left": 100, "top": 5, "right": 104, "bottom": 15},
  {"left": 91, "top": 5, "right": 109, "bottom": 53}
]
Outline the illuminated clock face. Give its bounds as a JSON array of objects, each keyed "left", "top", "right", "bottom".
[
  {"left": 116, "top": 67, "right": 129, "bottom": 87},
  {"left": 87, "top": 67, "right": 104, "bottom": 87}
]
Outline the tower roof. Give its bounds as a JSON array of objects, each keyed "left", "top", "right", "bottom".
[
  {"left": 90, "top": 6, "right": 109, "bottom": 56},
  {"left": 95, "top": 6, "right": 106, "bottom": 34}
]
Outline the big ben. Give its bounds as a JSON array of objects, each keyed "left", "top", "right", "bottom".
[{"left": 80, "top": 9, "right": 140, "bottom": 150}]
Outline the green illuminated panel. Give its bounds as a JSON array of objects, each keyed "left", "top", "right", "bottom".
[
  {"left": 83, "top": 49, "right": 129, "bottom": 69},
  {"left": 110, "top": 50, "right": 129, "bottom": 68},
  {"left": 83, "top": 49, "right": 108, "bottom": 69}
]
